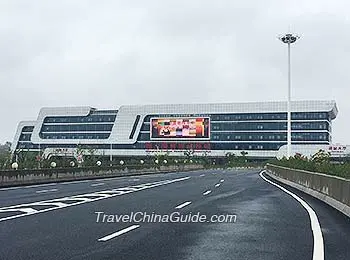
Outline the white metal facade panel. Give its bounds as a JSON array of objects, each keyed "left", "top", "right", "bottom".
[
  {"left": 110, "top": 100, "right": 337, "bottom": 144},
  {"left": 11, "top": 121, "right": 36, "bottom": 151}
]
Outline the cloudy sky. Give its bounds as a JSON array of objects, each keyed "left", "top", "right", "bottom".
[{"left": 0, "top": 0, "right": 349, "bottom": 144}]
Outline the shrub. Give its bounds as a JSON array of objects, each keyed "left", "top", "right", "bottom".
[{"left": 269, "top": 152, "right": 350, "bottom": 179}]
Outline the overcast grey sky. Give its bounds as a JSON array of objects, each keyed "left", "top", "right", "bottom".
[{"left": 0, "top": 0, "right": 349, "bottom": 144}]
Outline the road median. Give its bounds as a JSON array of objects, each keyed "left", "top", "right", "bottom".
[{"left": 0, "top": 164, "right": 203, "bottom": 188}]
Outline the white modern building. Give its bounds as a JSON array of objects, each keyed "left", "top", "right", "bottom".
[{"left": 12, "top": 100, "right": 339, "bottom": 159}]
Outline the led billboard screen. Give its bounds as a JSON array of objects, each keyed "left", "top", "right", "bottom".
[{"left": 150, "top": 117, "right": 210, "bottom": 139}]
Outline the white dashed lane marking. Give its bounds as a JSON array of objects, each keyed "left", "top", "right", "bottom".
[
  {"left": 0, "top": 177, "right": 190, "bottom": 222},
  {"left": 91, "top": 183, "right": 105, "bottom": 187},
  {"left": 203, "top": 190, "right": 212, "bottom": 195},
  {"left": 175, "top": 201, "right": 192, "bottom": 209},
  {"left": 36, "top": 189, "right": 58, "bottom": 194},
  {"left": 98, "top": 225, "right": 140, "bottom": 242}
]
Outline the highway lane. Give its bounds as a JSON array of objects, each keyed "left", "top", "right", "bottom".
[
  {"left": 262, "top": 172, "right": 350, "bottom": 260},
  {"left": 0, "top": 169, "right": 349, "bottom": 260},
  {"left": 0, "top": 169, "right": 238, "bottom": 223},
  {"left": 0, "top": 170, "right": 207, "bottom": 207}
]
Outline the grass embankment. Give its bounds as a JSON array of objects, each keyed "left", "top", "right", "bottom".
[{"left": 269, "top": 155, "right": 350, "bottom": 179}]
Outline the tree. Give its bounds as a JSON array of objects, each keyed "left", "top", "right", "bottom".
[
  {"left": 240, "top": 151, "right": 248, "bottom": 164},
  {"left": 311, "top": 149, "right": 330, "bottom": 165},
  {"left": 184, "top": 149, "right": 195, "bottom": 159},
  {"left": 14, "top": 149, "right": 38, "bottom": 169},
  {"left": 225, "top": 151, "right": 250, "bottom": 167},
  {"left": 84, "top": 146, "right": 98, "bottom": 166},
  {"left": 149, "top": 150, "right": 170, "bottom": 168},
  {"left": 0, "top": 150, "right": 12, "bottom": 170},
  {"left": 240, "top": 151, "right": 248, "bottom": 157},
  {"left": 225, "top": 152, "right": 235, "bottom": 164}
]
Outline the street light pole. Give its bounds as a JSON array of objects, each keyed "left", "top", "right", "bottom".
[
  {"left": 38, "top": 143, "right": 41, "bottom": 169},
  {"left": 110, "top": 143, "right": 113, "bottom": 166},
  {"left": 279, "top": 33, "right": 300, "bottom": 158},
  {"left": 287, "top": 42, "right": 292, "bottom": 159}
]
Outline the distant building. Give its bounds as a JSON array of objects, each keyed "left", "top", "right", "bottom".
[{"left": 11, "top": 100, "right": 338, "bottom": 159}]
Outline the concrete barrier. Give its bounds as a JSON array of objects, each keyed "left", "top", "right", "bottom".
[
  {"left": 265, "top": 164, "right": 350, "bottom": 218},
  {"left": 0, "top": 164, "right": 203, "bottom": 188}
]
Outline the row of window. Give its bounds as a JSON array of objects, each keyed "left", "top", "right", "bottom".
[
  {"left": 211, "top": 132, "right": 329, "bottom": 141},
  {"left": 22, "top": 126, "right": 34, "bottom": 133},
  {"left": 90, "top": 110, "right": 118, "bottom": 114},
  {"left": 292, "top": 122, "right": 329, "bottom": 130},
  {"left": 16, "top": 141, "right": 329, "bottom": 151},
  {"left": 210, "top": 122, "right": 329, "bottom": 131},
  {"left": 137, "top": 132, "right": 329, "bottom": 142},
  {"left": 140, "top": 121, "right": 329, "bottom": 132},
  {"left": 39, "top": 133, "right": 111, "bottom": 139},
  {"left": 40, "top": 124, "right": 114, "bottom": 133},
  {"left": 210, "top": 112, "right": 329, "bottom": 121},
  {"left": 43, "top": 114, "right": 117, "bottom": 124},
  {"left": 19, "top": 133, "right": 32, "bottom": 141},
  {"left": 22, "top": 130, "right": 329, "bottom": 142},
  {"left": 143, "top": 112, "right": 329, "bottom": 122}
]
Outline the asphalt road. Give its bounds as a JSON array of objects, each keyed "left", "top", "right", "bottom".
[{"left": 0, "top": 169, "right": 349, "bottom": 260}]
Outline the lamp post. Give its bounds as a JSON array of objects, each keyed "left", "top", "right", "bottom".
[
  {"left": 50, "top": 161, "right": 56, "bottom": 168},
  {"left": 38, "top": 143, "right": 41, "bottom": 169},
  {"left": 110, "top": 143, "right": 113, "bottom": 166},
  {"left": 278, "top": 33, "right": 300, "bottom": 158},
  {"left": 11, "top": 162, "right": 18, "bottom": 170}
]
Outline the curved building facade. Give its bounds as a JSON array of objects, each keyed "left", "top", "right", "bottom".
[{"left": 12, "top": 100, "right": 337, "bottom": 158}]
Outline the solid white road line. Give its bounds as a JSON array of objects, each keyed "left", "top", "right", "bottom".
[
  {"left": 0, "top": 176, "right": 191, "bottom": 222},
  {"left": 35, "top": 189, "right": 58, "bottom": 194},
  {"left": 91, "top": 183, "right": 105, "bottom": 187},
  {"left": 34, "top": 202, "right": 70, "bottom": 208},
  {"left": 25, "top": 183, "right": 57, "bottom": 188},
  {"left": 203, "top": 190, "right": 212, "bottom": 195},
  {"left": 98, "top": 225, "right": 140, "bottom": 242},
  {"left": 0, "top": 183, "right": 57, "bottom": 191},
  {"left": 0, "top": 171, "right": 186, "bottom": 191},
  {"left": 259, "top": 171, "right": 324, "bottom": 260},
  {"left": 60, "top": 180, "right": 92, "bottom": 185},
  {"left": 215, "top": 183, "right": 221, "bottom": 188},
  {"left": 0, "top": 208, "right": 38, "bottom": 214},
  {"left": 0, "top": 186, "right": 24, "bottom": 191},
  {"left": 175, "top": 201, "right": 192, "bottom": 209}
]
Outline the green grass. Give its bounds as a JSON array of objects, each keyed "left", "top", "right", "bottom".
[{"left": 268, "top": 158, "right": 350, "bottom": 179}]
